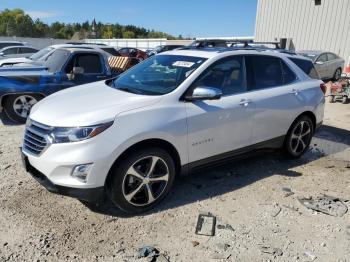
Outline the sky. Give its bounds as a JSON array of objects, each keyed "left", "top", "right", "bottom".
[{"left": 0, "top": 0, "right": 258, "bottom": 37}]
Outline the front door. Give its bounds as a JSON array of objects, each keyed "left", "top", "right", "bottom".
[{"left": 185, "top": 56, "right": 254, "bottom": 163}]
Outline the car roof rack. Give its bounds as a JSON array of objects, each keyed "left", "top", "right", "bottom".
[{"left": 179, "top": 39, "right": 296, "bottom": 55}]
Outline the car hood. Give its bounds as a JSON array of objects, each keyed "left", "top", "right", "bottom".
[
  {"left": 0, "top": 57, "right": 32, "bottom": 66},
  {"left": 30, "top": 81, "right": 162, "bottom": 127}
]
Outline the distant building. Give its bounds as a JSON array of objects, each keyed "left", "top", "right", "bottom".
[{"left": 255, "top": 0, "right": 350, "bottom": 65}]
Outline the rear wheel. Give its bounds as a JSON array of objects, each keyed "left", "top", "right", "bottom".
[
  {"left": 284, "top": 116, "right": 314, "bottom": 158},
  {"left": 3, "top": 94, "right": 42, "bottom": 123},
  {"left": 342, "top": 96, "right": 348, "bottom": 104},
  {"left": 333, "top": 68, "right": 341, "bottom": 81},
  {"left": 109, "top": 148, "right": 176, "bottom": 214}
]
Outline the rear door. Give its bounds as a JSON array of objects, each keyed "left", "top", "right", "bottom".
[
  {"left": 245, "top": 55, "right": 301, "bottom": 145},
  {"left": 314, "top": 53, "right": 329, "bottom": 79}
]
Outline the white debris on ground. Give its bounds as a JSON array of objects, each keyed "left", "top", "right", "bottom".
[{"left": 0, "top": 102, "right": 349, "bottom": 261}]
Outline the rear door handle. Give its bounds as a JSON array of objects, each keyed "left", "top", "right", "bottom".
[{"left": 239, "top": 99, "right": 252, "bottom": 106}]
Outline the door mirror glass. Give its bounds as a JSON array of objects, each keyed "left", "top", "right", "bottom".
[{"left": 186, "top": 86, "right": 222, "bottom": 101}]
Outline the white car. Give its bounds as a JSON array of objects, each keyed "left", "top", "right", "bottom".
[{"left": 22, "top": 46, "right": 325, "bottom": 214}]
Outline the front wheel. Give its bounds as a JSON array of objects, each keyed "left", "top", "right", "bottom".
[
  {"left": 333, "top": 68, "right": 341, "bottom": 81},
  {"left": 109, "top": 148, "right": 176, "bottom": 214},
  {"left": 3, "top": 94, "right": 42, "bottom": 123},
  {"left": 284, "top": 116, "right": 314, "bottom": 158}
]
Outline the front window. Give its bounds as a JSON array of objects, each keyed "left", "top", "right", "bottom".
[{"left": 111, "top": 55, "right": 207, "bottom": 95}]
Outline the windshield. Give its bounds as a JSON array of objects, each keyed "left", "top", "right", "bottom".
[
  {"left": 111, "top": 55, "right": 207, "bottom": 95},
  {"left": 30, "top": 47, "right": 54, "bottom": 61},
  {"left": 44, "top": 49, "right": 71, "bottom": 72}
]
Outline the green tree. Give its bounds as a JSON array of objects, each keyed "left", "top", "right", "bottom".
[{"left": 122, "top": 30, "right": 135, "bottom": 39}]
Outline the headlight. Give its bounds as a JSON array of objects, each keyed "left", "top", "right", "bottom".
[{"left": 50, "top": 121, "right": 113, "bottom": 143}]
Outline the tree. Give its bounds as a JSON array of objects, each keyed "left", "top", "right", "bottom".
[{"left": 122, "top": 30, "right": 135, "bottom": 39}]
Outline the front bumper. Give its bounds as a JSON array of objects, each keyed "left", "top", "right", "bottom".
[{"left": 21, "top": 151, "right": 105, "bottom": 203}]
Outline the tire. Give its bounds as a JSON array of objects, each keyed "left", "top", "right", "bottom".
[
  {"left": 3, "top": 94, "right": 42, "bottom": 123},
  {"left": 329, "top": 95, "right": 335, "bottom": 103},
  {"left": 109, "top": 148, "right": 176, "bottom": 214},
  {"left": 333, "top": 68, "right": 341, "bottom": 81},
  {"left": 342, "top": 96, "right": 348, "bottom": 104},
  {"left": 284, "top": 115, "right": 314, "bottom": 158}
]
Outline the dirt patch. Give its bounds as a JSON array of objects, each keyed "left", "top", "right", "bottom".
[{"left": 0, "top": 102, "right": 349, "bottom": 261}]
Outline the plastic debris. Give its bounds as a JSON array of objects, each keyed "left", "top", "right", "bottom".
[
  {"left": 195, "top": 213, "right": 216, "bottom": 236},
  {"left": 138, "top": 246, "right": 159, "bottom": 259},
  {"left": 217, "top": 224, "right": 234, "bottom": 231},
  {"left": 282, "top": 187, "right": 294, "bottom": 197},
  {"left": 298, "top": 195, "right": 348, "bottom": 217}
]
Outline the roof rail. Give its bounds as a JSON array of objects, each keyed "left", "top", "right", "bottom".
[{"left": 180, "top": 39, "right": 296, "bottom": 54}]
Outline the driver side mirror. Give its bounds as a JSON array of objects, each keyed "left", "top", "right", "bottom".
[{"left": 185, "top": 86, "right": 223, "bottom": 101}]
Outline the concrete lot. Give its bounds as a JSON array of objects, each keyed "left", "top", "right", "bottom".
[{"left": 0, "top": 101, "right": 349, "bottom": 261}]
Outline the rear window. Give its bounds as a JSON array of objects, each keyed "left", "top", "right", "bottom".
[{"left": 289, "top": 58, "right": 320, "bottom": 79}]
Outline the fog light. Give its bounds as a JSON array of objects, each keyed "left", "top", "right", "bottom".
[{"left": 71, "top": 164, "right": 92, "bottom": 182}]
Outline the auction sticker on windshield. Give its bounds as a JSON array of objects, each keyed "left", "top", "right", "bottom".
[{"left": 173, "top": 61, "right": 195, "bottom": 68}]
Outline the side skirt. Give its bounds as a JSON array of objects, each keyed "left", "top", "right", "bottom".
[{"left": 181, "top": 136, "right": 285, "bottom": 175}]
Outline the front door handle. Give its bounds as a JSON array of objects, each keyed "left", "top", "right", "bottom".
[
  {"left": 239, "top": 99, "right": 252, "bottom": 106},
  {"left": 290, "top": 89, "right": 299, "bottom": 95}
]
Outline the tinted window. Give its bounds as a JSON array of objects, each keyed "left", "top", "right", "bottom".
[
  {"left": 118, "top": 48, "right": 129, "bottom": 55},
  {"left": 192, "top": 56, "right": 245, "bottom": 95},
  {"left": 289, "top": 58, "right": 320, "bottom": 79},
  {"left": 317, "top": 54, "right": 328, "bottom": 62},
  {"left": 246, "top": 56, "right": 283, "bottom": 90},
  {"left": 19, "top": 47, "right": 37, "bottom": 54},
  {"left": 3, "top": 47, "right": 18, "bottom": 55},
  {"left": 65, "top": 53, "right": 102, "bottom": 74},
  {"left": 281, "top": 61, "right": 297, "bottom": 84},
  {"left": 112, "top": 55, "right": 206, "bottom": 95}
]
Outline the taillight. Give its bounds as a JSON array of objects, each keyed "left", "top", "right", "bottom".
[{"left": 320, "top": 83, "right": 327, "bottom": 94}]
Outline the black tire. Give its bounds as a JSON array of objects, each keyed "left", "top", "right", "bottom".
[
  {"left": 3, "top": 94, "right": 42, "bottom": 123},
  {"left": 329, "top": 95, "right": 335, "bottom": 103},
  {"left": 333, "top": 68, "right": 342, "bottom": 81},
  {"left": 284, "top": 115, "right": 314, "bottom": 158},
  {"left": 109, "top": 148, "right": 176, "bottom": 214}
]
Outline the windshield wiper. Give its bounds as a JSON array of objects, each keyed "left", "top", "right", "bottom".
[{"left": 117, "top": 87, "right": 144, "bottom": 95}]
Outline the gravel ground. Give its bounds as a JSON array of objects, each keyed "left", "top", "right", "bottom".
[{"left": 0, "top": 101, "right": 349, "bottom": 262}]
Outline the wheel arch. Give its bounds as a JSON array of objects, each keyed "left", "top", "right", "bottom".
[
  {"left": 104, "top": 138, "right": 181, "bottom": 190},
  {"left": 285, "top": 111, "right": 316, "bottom": 143}
]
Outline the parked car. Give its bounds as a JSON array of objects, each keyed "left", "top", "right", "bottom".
[
  {"left": 0, "top": 46, "right": 39, "bottom": 60},
  {"left": 0, "top": 48, "right": 120, "bottom": 123},
  {"left": 147, "top": 45, "right": 184, "bottom": 56},
  {"left": 21, "top": 45, "right": 325, "bottom": 214},
  {"left": 0, "top": 41, "right": 26, "bottom": 49},
  {"left": 0, "top": 44, "right": 119, "bottom": 67},
  {"left": 298, "top": 51, "right": 345, "bottom": 81},
  {"left": 117, "top": 47, "right": 148, "bottom": 61}
]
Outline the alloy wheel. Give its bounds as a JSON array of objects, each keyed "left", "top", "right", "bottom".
[
  {"left": 122, "top": 156, "right": 170, "bottom": 207},
  {"left": 290, "top": 120, "right": 312, "bottom": 154},
  {"left": 13, "top": 95, "right": 38, "bottom": 118}
]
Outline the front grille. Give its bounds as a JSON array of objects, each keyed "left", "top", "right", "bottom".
[{"left": 23, "top": 120, "right": 52, "bottom": 156}]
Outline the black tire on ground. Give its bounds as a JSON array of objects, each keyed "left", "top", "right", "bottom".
[
  {"left": 109, "top": 147, "right": 176, "bottom": 214},
  {"left": 333, "top": 68, "right": 342, "bottom": 81},
  {"left": 284, "top": 115, "right": 314, "bottom": 159},
  {"left": 3, "top": 94, "right": 42, "bottom": 123},
  {"left": 329, "top": 95, "right": 335, "bottom": 103},
  {"left": 342, "top": 96, "right": 348, "bottom": 104}
]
